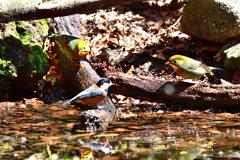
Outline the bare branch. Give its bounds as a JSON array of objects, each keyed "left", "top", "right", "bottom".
[{"left": 0, "top": 0, "right": 147, "bottom": 23}]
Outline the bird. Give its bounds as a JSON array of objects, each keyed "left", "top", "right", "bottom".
[
  {"left": 165, "top": 55, "right": 222, "bottom": 86},
  {"left": 62, "top": 78, "right": 114, "bottom": 106},
  {"left": 45, "top": 31, "right": 90, "bottom": 67}
]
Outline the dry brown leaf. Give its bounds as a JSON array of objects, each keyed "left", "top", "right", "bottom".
[
  {"left": 126, "top": 65, "right": 134, "bottom": 75},
  {"left": 151, "top": 49, "right": 166, "bottom": 60}
]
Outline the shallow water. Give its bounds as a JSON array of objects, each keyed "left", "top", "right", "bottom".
[{"left": 0, "top": 101, "right": 239, "bottom": 160}]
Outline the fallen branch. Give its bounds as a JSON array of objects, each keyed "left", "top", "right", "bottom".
[
  {"left": 1, "top": 0, "right": 147, "bottom": 23},
  {"left": 106, "top": 72, "right": 240, "bottom": 108}
]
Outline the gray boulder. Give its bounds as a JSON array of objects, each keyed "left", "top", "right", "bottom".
[
  {"left": 180, "top": 0, "right": 240, "bottom": 43},
  {"left": 220, "top": 38, "right": 240, "bottom": 68}
]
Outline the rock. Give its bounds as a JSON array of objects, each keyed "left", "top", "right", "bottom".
[
  {"left": 78, "top": 109, "right": 113, "bottom": 131},
  {"left": 51, "top": 14, "right": 82, "bottom": 38},
  {"left": 77, "top": 97, "right": 117, "bottom": 131},
  {"left": 0, "top": 20, "right": 49, "bottom": 100},
  {"left": 180, "top": 0, "right": 240, "bottom": 42},
  {"left": 220, "top": 38, "right": 240, "bottom": 68}
]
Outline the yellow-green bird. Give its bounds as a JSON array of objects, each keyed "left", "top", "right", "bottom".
[
  {"left": 45, "top": 31, "right": 90, "bottom": 67},
  {"left": 165, "top": 55, "right": 222, "bottom": 85}
]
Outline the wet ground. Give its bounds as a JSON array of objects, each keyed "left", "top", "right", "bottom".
[{"left": 1, "top": 99, "right": 240, "bottom": 160}]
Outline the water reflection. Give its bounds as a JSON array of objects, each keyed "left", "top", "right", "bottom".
[{"left": 0, "top": 101, "right": 239, "bottom": 159}]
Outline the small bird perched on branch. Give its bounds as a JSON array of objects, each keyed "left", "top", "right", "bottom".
[
  {"left": 45, "top": 31, "right": 90, "bottom": 67},
  {"left": 62, "top": 78, "right": 114, "bottom": 106},
  {"left": 165, "top": 55, "right": 222, "bottom": 87}
]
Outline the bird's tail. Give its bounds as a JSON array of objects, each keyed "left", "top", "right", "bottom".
[
  {"left": 210, "top": 66, "right": 223, "bottom": 70},
  {"left": 204, "top": 66, "right": 222, "bottom": 73},
  {"left": 61, "top": 99, "right": 71, "bottom": 106}
]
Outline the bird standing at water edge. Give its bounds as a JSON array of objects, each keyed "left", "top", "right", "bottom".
[
  {"left": 45, "top": 31, "right": 90, "bottom": 67},
  {"left": 165, "top": 55, "right": 222, "bottom": 86},
  {"left": 62, "top": 78, "right": 114, "bottom": 106}
]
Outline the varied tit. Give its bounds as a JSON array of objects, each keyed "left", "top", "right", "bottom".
[
  {"left": 62, "top": 78, "right": 114, "bottom": 106},
  {"left": 165, "top": 55, "right": 222, "bottom": 84},
  {"left": 45, "top": 31, "right": 90, "bottom": 67}
]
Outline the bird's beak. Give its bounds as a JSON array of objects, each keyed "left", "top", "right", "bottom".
[
  {"left": 110, "top": 82, "right": 115, "bottom": 86},
  {"left": 107, "top": 81, "right": 115, "bottom": 87},
  {"left": 165, "top": 61, "right": 170, "bottom": 65}
]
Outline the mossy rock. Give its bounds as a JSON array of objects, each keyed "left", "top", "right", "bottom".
[
  {"left": 1, "top": 20, "right": 49, "bottom": 75},
  {"left": 0, "top": 19, "right": 50, "bottom": 98},
  {"left": 180, "top": 0, "right": 240, "bottom": 42}
]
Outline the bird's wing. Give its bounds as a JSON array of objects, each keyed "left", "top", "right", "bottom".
[
  {"left": 62, "top": 88, "right": 104, "bottom": 105},
  {"left": 61, "top": 35, "right": 78, "bottom": 50},
  {"left": 61, "top": 35, "right": 79, "bottom": 42},
  {"left": 59, "top": 36, "right": 81, "bottom": 57},
  {"left": 198, "top": 63, "right": 212, "bottom": 72},
  {"left": 76, "top": 87, "right": 104, "bottom": 100},
  {"left": 186, "top": 61, "right": 202, "bottom": 71}
]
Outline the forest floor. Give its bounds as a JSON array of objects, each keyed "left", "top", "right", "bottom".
[{"left": 1, "top": 0, "right": 240, "bottom": 159}]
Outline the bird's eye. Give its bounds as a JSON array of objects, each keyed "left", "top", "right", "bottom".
[{"left": 174, "top": 60, "right": 177, "bottom": 63}]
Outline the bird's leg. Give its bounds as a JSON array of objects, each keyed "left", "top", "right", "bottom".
[
  {"left": 202, "top": 75, "right": 209, "bottom": 84},
  {"left": 69, "top": 59, "right": 86, "bottom": 68},
  {"left": 191, "top": 80, "right": 199, "bottom": 90},
  {"left": 173, "top": 79, "right": 185, "bottom": 86}
]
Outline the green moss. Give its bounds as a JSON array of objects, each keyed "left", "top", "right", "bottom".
[
  {"left": 38, "top": 19, "right": 49, "bottom": 33},
  {"left": 0, "top": 59, "right": 17, "bottom": 78},
  {"left": 1, "top": 46, "right": 7, "bottom": 54},
  {"left": 0, "top": 45, "right": 18, "bottom": 77},
  {"left": 1, "top": 19, "right": 49, "bottom": 76},
  {"left": 27, "top": 44, "right": 48, "bottom": 75}
]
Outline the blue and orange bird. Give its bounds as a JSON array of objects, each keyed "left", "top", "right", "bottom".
[{"left": 62, "top": 78, "right": 114, "bottom": 106}]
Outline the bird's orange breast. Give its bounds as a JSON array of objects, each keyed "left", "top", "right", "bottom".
[
  {"left": 81, "top": 84, "right": 107, "bottom": 105},
  {"left": 77, "top": 51, "right": 87, "bottom": 59},
  {"left": 91, "top": 84, "right": 100, "bottom": 89},
  {"left": 170, "top": 64, "right": 183, "bottom": 76},
  {"left": 83, "top": 95, "right": 106, "bottom": 105}
]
